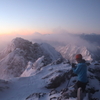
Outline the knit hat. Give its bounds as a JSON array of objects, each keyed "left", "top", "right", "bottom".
[{"left": 75, "top": 54, "right": 82, "bottom": 59}]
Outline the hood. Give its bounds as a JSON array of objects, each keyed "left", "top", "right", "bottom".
[{"left": 78, "top": 59, "right": 86, "bottom": 63}]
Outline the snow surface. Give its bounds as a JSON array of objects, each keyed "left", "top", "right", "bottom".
[
  {"left": 55, "top": 43, "right": 100, "bottom": 62},
  {"left": 0, "top": 56, "right": 100, "bottom": 100},
  {"left": 0, "top": 37, "right": 100, "bottom": 100},
  {"left": 0, "top": 57, "right": 71, "bottom": 100},
  {"left": 0, "top": 37, "right": 62, "bottom": 80},
  {"left": 21, "top": 56, "right": 45, "bottom": 77},
  {"left": 40, "top": 43, "right": 62, "bottom": 61}
]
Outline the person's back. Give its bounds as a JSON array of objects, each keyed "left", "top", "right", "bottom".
[
  {"left": 72, "top": 54, "right": 87, "bottom": 92},
  {"left": 73, "top": 59, "right": 88, "bottom": 83}
]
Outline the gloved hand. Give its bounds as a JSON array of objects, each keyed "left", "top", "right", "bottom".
[{"left": 72, "top": 63, "right": 76, "bottom": 68}]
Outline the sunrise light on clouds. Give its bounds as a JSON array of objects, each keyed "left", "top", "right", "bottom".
[{"left": 0, "top": 0, "right": 100, "bottom": 36}]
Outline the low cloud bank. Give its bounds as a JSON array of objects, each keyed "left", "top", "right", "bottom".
[{"left": 0, "top": 32, "right": 99, "bottom": 52}]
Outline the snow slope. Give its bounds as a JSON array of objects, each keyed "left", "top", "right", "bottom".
[
  {"left": 0, "top": 37, "right": 100, "bottom": 100},
  {"left": 21, "top": 56, "right": 45, "bottom": 77},
  {"left": 0, "top": 57, "right": 100, "bottom": 100},
  {"left": 0, "top": 57, "right": 72, "bottom": 100},
  {"left": 55, "top": 44, "right": 100, "bottom": 62},
  {"left": 40, "top": 43, "right": 62, "bottom": 61},
  {"left": 0, "top": 37, "right": 62, "bottom": 79}
]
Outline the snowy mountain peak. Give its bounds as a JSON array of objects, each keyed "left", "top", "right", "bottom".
[
  {"left": 0, "top": 37, "right": 33, "bottom": 60},
  {"left": 21, "top": 56, "right": 45, "bottom": 77},
  {"left": 55, "top": 43, "right": 100, "bottom": 62},
  {"left": 0, "top": 37, "right": 62, "bottom": 79},
  {"left": 11, "top": 37, "right": 32, "bottom": 51},
  {"left": 0, "top": 37, "right": 100, "bottom": 100}
]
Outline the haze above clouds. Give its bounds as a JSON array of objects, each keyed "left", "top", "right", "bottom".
[
  {"left": 0, "top": 0, "right": 100, "bottom": 51},
  {"left": 0, "top": 31, "right": 98, "bottom": 52}
]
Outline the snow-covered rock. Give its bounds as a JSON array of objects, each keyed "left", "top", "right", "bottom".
[
  {"left": 0, "top": 60, "right": 100, "bottom": 100},
  {"left": 24, "top": 62, "right": 100, "bottom": 100},
  {"left": 40, "top": 43, "right": 62, "bottom": 62},
  {"left": 0, "top": 79, "right": 9, "bottom": 92},
  {"left": 0, "top": 48, "right": 27, "bottom": 79},
  {"left": 0, "top": 37, "right": 100, "bottom": 100},
  {"left": 0, "top": 37, "right": 62, "bottom": 79},
  {"left": 55, "top": 44, "right": 100, "bottom": 62},
  {"left": 21, "top": 56, "right": 45, "bottom": 77},
  {"left": 44, "top": 68, "right": 72, "bottom": 89}
]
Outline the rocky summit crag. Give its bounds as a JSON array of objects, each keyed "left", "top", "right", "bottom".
[{"left": 0, "top": 37, "right": 62, "bottom": 79}]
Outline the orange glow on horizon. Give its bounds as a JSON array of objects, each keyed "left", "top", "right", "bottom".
[{"left": 0, "top": 30, "right": 53, "bottom": 36}]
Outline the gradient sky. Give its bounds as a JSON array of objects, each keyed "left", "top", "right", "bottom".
[{"left": 0, "top": 0, "right": 100, "bottom": 35}]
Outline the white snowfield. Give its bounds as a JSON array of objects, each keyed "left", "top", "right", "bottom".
[
  {"left": 55, "top": 43, "right": 100, "bottom": 62},
  {"left": 0, "top": 56, "right": 100, "bottom": 100},
  {"left": 21, "top": 56, "right": 45, "bottom": 77},
  {"left": 0, "top": 57, "right": 72, "bottom": 100},
  {"left": 0, "top": 37, "right": 100, "bottom": 100},
  {"left": 0, "top": 37, "right": 62, "bottom": 80}
]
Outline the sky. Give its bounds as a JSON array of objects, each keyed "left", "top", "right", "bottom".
[
  {"left": 0, "top": 0, "right": 100, "bottom": 50},
  {"left": 0, "top": 0, "right": 100, "bottom": 35}
]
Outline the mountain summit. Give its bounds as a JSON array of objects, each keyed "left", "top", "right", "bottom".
[
  {"left": 0, "top": 37, "right": 100, "bottom": 100},
  {"left": 0, "top": 37, "right": 62, "bottom": 79},
  {"left": 55, "top": 43, "right": 100, "bottom": 62}
]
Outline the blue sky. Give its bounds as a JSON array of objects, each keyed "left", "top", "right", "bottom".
[{"left": 0, "top": 0, "right": 100, "bottom": 35}]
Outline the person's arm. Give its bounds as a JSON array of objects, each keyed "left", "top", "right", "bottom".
[{"left": 72, "top": 64, "right": 82, "bottom": 74}]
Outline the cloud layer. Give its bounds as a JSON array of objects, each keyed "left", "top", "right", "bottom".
[{"left": 0, "top": 31, "right": 98, "bottom": 52}]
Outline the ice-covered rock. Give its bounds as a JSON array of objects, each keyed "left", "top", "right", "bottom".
[
  {"left": 0, "top": 37, "right": 62, "bottom": 79},
  {"left": 0, "top": 79, "right": 9, "bottom": 92},
  {"left": 43, "top": 68, "right": 72, "bottom": 89},
  {"left": 55, "top": 44, "right": 100, "bottom": 62},
  {"left": 21, "top": 56, "right": 45, "bottom": 77}
]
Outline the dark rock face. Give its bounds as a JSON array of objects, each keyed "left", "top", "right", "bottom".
[
  {"left": 7, "top": 50, "right": 27, "bottom": 77},
  {"left": 11, "top": 38, "right": 44, "bottom": 62},
  {"left": 88, "top": 63, "right": 100, "bottom": 81},
  {"left": 26, "top": 93, "right": 46, "bottom": 100},
  {"left": 51, "top": 58, "right": 63, "bottom": 65},
  {"left": 0, "top": 37, "right": 62, "bottom": 79},
  {"left": 44, "top": 69, "right": 72, "bottom": 89},
  {"left": 0, "top": 80, "right": 9, "bottom": 92},
  {"left": 46, "top": 62, "right": 100, "bottom": 99},
  {"left": 57, "top": 82, "right": 78, "bottom": 99},
  {"left": 25, "top": 62, "right": 100, "bottom": 100}
]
